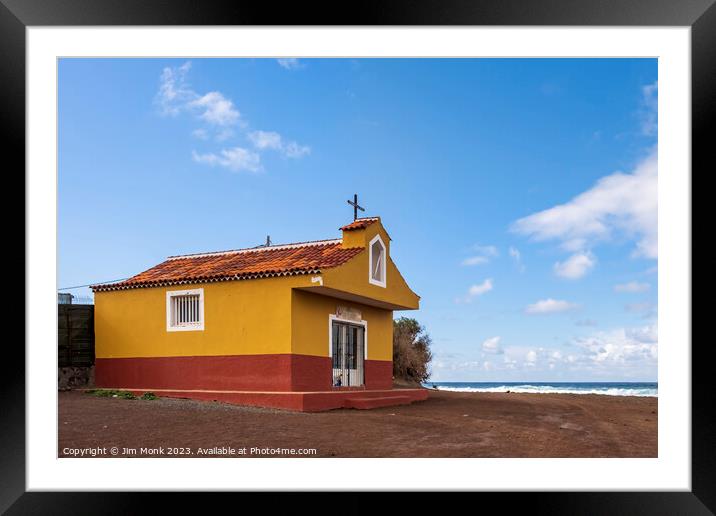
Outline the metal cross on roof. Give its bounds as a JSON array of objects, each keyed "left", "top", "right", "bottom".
[{"left": 347, "top": 193, "right": 365, "bottom": 221}]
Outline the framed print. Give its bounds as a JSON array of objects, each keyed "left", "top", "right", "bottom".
[{"left": 5, "top": 0, "right": 712, "bottom": 512}]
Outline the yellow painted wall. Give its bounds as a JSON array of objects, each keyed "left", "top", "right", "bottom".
[
  {"left": 95, "top": 219, "right": 417, "bottom": 361},
  {"left": 324, "top": 222, "right": 419, "bottom": 310},
  {"left": 291, "top": 289, "right": 393, "bottom": 361},
  {"left": 95, "top": 276, "right": 299, "bottom": 359},
  {"left": 340, "top": 220, "right": 390, "bottom": 252}
]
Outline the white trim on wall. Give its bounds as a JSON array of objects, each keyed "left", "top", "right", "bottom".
[
  {"left": 368, "top": 234, "right": 387, "bottom": 288},
  {"left": 166, "top": 288, "right": 205, "bottom": 332},
  {"left": 328, "top": 314, "right": 368, "bottom": 360}
]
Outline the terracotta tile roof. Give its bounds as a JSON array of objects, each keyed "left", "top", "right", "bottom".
[
  {"left": 92, "top": 239, "right": 363, "bottom": 292},
  {"left": 340, "top": 217, "right": 380, "bottom": 231}
]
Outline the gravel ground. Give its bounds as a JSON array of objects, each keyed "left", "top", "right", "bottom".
[{"left": 58, "top": 389, "right": 657, "bottom": 458}]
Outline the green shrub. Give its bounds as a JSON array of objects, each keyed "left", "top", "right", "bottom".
[
  {"left": 85, "top": 389, "right": 136, "bottom": 399},
  {"left": 393, "top": 317, "right": 433, "bottom": 384},
  {"left": 85, "top": 389, "right": 115, "bottom": 397},
  {"left": 140, "top": 392, "right": 158, "bottom": 400}
]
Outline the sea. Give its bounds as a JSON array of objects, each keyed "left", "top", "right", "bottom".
[{"left": 424, "top": 382, "right": 658, "bottom": 397}]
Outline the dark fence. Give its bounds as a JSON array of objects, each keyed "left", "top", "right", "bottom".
[
  {"left": 58, "top": 293, "right": 94, "bottom": 305},
  {"left": 58, "top": 304, "right": 95, "bottom": 367}
]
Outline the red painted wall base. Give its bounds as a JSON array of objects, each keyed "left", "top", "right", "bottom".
[{"left": 96, "top": 354, "right": 394, "bottom": 393}]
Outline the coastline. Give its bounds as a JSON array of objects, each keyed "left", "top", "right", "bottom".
[
  {"left": 425, "top": 382, "right": 658, "bottom": 398},
  {"left": 59, "top": 389, "right": 657, "bottom": 458}
]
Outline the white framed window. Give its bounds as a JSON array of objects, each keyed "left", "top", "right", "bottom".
[
  {"left": 368, "top": 234, "right": 387, "bottom": 288},
  {"left": 166, "top": 288, "right": 204, "bottom": 332}
]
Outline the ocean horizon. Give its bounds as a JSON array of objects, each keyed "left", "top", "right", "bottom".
[{"left": 424, "top": 381, "right": 658, "bottom": 397}]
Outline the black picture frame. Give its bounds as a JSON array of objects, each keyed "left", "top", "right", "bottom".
[{"left": 5, "top": 0, "right": 710, "bottom": 512}]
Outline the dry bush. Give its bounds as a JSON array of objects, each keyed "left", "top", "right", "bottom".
[{"left": 392, "top": 317, "right": 433, "bottom": 384}]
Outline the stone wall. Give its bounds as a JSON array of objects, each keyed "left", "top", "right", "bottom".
[{"left": 58, "top": 366, "right": 95, "bottom": 391}]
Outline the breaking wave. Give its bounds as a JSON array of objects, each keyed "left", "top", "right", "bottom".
[{"left": 427, "top": 383, "right": 657, "bottom": 397}]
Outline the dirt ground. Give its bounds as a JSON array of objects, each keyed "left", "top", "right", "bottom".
[{"left": 58, "top": 389, "right": 657, "bottom": 458}]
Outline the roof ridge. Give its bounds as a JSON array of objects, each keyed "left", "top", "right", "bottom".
[
  {"left": 166, "top": 238, "right": 343, "bottom": 261},
  {"left": 339, "top": 217, "right": 381, "bottom": 231},
  {"left": 91, "top": 243, "right": 366, "bottom": 292}
]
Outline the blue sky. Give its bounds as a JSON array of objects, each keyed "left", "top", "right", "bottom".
[{"left": 59, "top": 58, "right": 658, "bottom": 382}]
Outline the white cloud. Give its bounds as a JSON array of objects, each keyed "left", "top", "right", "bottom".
[
  {"left": 576, "top": 324, "right": 657, "bottom": 364},
  {"left": 188, "top": 91, "right": 240, "bottom": 126},
  {"left": 284, "top": 141, "right": 311, "bottom": 158},
  {"left": 525, "top": 298, "right": 578, "bottom": 315},
  {"left": 456, "top": 279, "right": 493, "bottom": 303},
  {"left": 511, "top": 149, "right": 657, "bottom": 259},
  {"left": 461, "top": 256, "right": 488, "bottom": 266},
  {"left": 191, "top": 150, "right": 219, "bottom": 166},
  {"left": 157, "top": 62, "right": 241, "bottom": 128},
  {"left": 469, "top": 279, "right": 493, "bottom": 296},
  {"left": 553, "top": 252, "right": 596, "bottom": 279},
  {"left": 248, "top": 130, "right": 283, "bottom": 150},
  {"left": 503, "top": 356, "right": 517, "bottom": 369},
  {"left": 640, "top": 81, "right": 658, "bottom": 136},
  {"left": 156, "top": 61, "right": 194, "bottom": 116},
  {"left": 156, "top": 62, "right": 311, "bottom": 172},
  {"left": 248, "top": 130, "right": 311, "bottom": 159},
  {"left": 461, "top": 245, "right": 498, "bottom": 266},
  {"left": 626, "top": 324, "right": 658, "bottom": 344},
  {"left": 508, "top": 246, "right": 525, "bottom": 272},
  {"left": 481, "top": 336, "right": 502, "bottom": 354},
  {"left": 614, "top": 281, "right": 650, "bottom": 293},
  {"left": 192, "top": 147, "right": 262, "bottom": 173},
  {"left": 526, "top": 350, "right": 538, "bottom": 363},
  {"left": 277, "top": 58, "right": 303, "bottom": 70},
  {"left": 431, "top": 322, "right": 656, "bottom": 379}
]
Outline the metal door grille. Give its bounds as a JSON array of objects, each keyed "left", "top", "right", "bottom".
[{"left": 331, "top": 322, "right": 365, "bottom": 387}]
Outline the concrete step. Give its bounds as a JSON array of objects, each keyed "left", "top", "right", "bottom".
[{"left": 344, "top": 395, "right": 412, "bottom": 410}]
